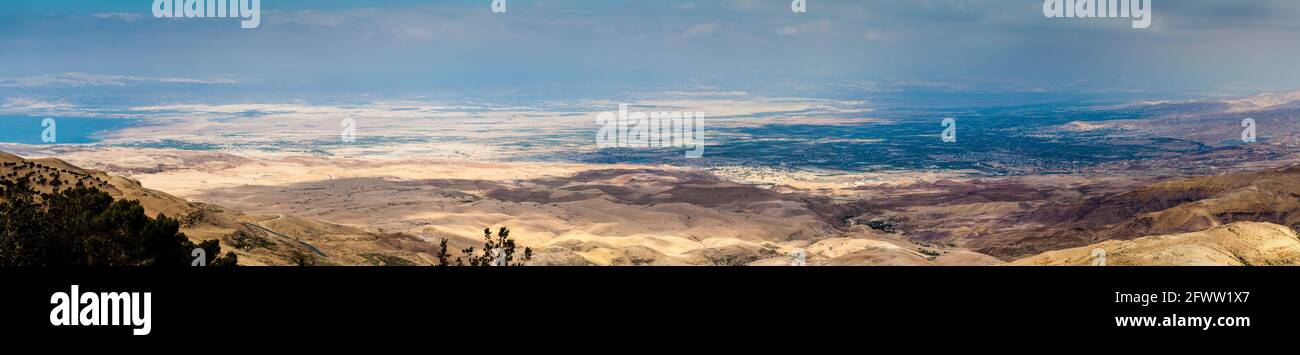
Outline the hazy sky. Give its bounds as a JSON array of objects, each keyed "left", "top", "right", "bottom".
[{"left": 3, "top": 0, "right": 1300, "bottom": 102}]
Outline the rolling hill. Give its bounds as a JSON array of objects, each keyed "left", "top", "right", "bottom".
[
  {"left": 1012, "top": 222, "right": 1300, "bottom": 266},
  {"left": 1, "top": 151, "right": 440, "bottom": 266}
]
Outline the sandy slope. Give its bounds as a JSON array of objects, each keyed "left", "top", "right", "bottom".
[
  {"left": 1011, "top": 222, "right": 1300, "bottom": 266},
  {"left": 2, "top": 150, "right": 449, "bottom": 266},
  {"left": 3, "top": 148, "right": 1005, "bottom": 266},
  {"left": 16, "top": 145, "right": 1300, "bottom": 267},
  {"left": 0, "top": 150, "right": 194, "bottom": 218}
]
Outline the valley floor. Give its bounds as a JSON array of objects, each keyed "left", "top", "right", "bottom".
[{"left": 5, "top": 142, "right": 1300, "bottom": 266}]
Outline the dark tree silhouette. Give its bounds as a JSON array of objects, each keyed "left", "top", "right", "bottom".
[
  {"left": 0, "top": 181, "right": 236, "bottom": 267},
  {"left": 287, "top": 249, "right": 315, "bottom": 266},
  {"left": 436, "top": 238, "right": 451, "bottom": 266},
  {"left": 454, "top": 227, "right": 533, "bottom": 266}
]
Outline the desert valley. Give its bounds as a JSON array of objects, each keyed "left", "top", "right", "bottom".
[{"left": 4, "top": 91, "right": 1300, "bottom": 266}]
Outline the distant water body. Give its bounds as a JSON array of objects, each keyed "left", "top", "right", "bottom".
[
  {"left": 0, "top": 116, "right": 137, "bottom": 144},
  {"left": 0, "top": 95, "right": 1209, "bottom": 176},
  {"left": 561, "top": 100, "right": 1210, "bottom": 175}
]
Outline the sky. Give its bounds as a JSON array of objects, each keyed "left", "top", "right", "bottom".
[{"left": 3, "top": 0, "right": 1300, "bottom": 105}]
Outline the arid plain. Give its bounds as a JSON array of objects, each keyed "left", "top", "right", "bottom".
[{"left": 4, "top": 91, "right": 1300, "bottom": 266}]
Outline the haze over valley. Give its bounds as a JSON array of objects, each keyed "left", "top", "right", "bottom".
[{"left": 7, "top": 0, "right": 1300, "bottom": 266}]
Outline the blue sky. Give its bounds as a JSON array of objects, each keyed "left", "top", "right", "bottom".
[{"left": 3, "top": 0, "right": 1300, "bottom": 104}]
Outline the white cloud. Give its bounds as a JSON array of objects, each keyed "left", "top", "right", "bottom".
[
  {"left": 1, "top": 97, "right": 74, "bottom": 111},
  {"left": 390, "top": 27, "right": 436, "bottom": 41},
  {"left": 663, "top": 90, "right": 748, "bottom": 97},
  {"left": 682, "top": 23, "right": 719, "bottom": 38},
  {"left": 862, "top": 30, "right": 889, "bottom": 41},
  {"left": 93, "top": 13, "right": 144, "bottom": 22},
  {"left": 774, "top": 20, "right": 833, "bottom": 36},
  {"left": 0, "top": 73, "right": 238, "bottom": 88},
  {"left": 268, "top": 9, "right": 486, "bottom": 42}
]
